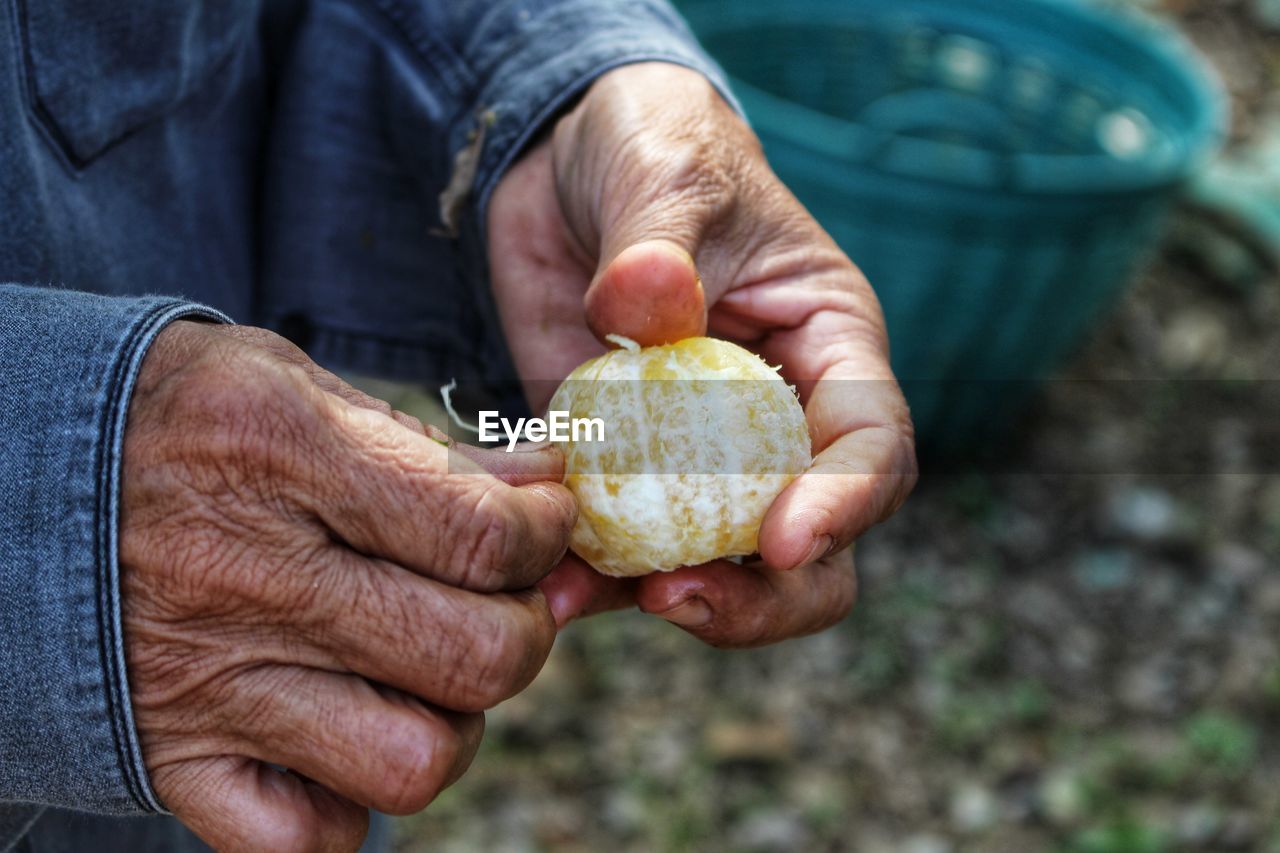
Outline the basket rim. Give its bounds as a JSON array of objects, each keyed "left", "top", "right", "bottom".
[{"left": 680, "top": 0, "right": 1229, "bottom": 195}]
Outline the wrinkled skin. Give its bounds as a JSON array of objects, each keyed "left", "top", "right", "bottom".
[
  {"left": 121, "top": 322, "right": 576, "bottom": 851},
  {"left": 489, "top": 63, "right": 918, "bottom": 647},
  {"left": 119, "top": 61, "right": 917, "bottom": 853}
]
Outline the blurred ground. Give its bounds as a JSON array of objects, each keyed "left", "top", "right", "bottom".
[{"left": 392, "top": 2, "right": 1280, "bottom": 851}]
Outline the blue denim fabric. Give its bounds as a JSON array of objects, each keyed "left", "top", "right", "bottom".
[
  {"left": 0, "top": 289, "right": 229, "bottom": 845},
  {"left": 14, "top": 805, "right": 390, "bottom": 853},
  {"left": 259, "top": 0, "right": 737, "bottom": 389},
  {"left": 0, "top": 1, "right": 729, "bottom": 850}
]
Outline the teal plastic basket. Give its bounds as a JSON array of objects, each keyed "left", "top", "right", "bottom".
[{"left": 677, "top": 0, "right": 1227, "bottom": 450}]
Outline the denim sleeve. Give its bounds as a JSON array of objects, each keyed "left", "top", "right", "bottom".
[
  {"left": 371, "top": 0, "right": 739, "bottom": 239},
  {"left": 0, "top": 284, "right": 229, "bottom": 817}
]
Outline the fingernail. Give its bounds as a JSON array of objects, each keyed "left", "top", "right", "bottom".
[
  {"left": 659, "top": 597, "right": 712, "bottom": 629},
  {"left": 424, "top": 425, "right": 453, "bottom": 447},
  {"left": 794, "top": 535, "right": 834, "bottom": 569}
]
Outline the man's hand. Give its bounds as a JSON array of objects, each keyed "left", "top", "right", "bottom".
[
  {"left": 121, "top": 322, "right": 575, "bottom": 851},
  {"left": 488, "top": 63, "right": 917, "bottom": 648}
]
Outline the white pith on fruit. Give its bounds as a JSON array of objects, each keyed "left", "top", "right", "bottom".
[{"left": 549, "top": 335, "right": 811, "bottom": 577}]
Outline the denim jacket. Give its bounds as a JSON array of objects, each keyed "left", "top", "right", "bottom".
[{"left": 0, "top": 1, "right": 729, "bottom": 848}]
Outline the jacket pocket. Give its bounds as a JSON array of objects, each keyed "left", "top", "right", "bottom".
[{"left": 14, "top": 0, "right": 257, "bottom": 166}]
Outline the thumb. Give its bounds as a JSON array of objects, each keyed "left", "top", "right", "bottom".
[{"left": 584, "top": 239, "right": 707, "bottom": 347}]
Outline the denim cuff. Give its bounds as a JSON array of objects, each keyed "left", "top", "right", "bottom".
[
  {"left": 0, "top": 285, "right": 229, "bottom": 817},
  {"left": 456, "top": 0, "right": 742, "bottom": 237},
  {"left": 402, "top": 0, "right": 741, "bottom": 388}
]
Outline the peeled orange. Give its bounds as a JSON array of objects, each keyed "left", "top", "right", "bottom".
[{"left": 549, "top": 336, "right": 811, "bottom": 577}]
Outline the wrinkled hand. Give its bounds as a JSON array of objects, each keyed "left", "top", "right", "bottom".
[
  {"left": 488, "top": 63, "right": 917, "bottom": 648},
  {"left": 121, "top": 322, "right": 575, "bottom": 851}
]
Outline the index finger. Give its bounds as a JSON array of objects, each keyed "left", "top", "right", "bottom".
[
  {"left": 722, "top": 270, "right": 917, "bottom": 571},
  {"left": 307, "top": 395, "right": 577, "bottom": 593}
]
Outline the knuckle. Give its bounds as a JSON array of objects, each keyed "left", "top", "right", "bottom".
[
  {"left": 446, "top": 486, "right": 521, "bottom": 590},
  {"left": 605, "top": 118, "right": 741, "bottom": 244},
  {"left": 240, "top": 372, "right": 322, "bottom": 465},
  {"left": 459, "top": 631, "right": 522, "bottom": 711},
  {"left": 450, "top": 602, "right": 552, "bottom": 711},
  {"left": 373, "top": 721, "right": 456, "bottom": 814},
  {"left": 350, "top": 391, "right": 393, "bottom": 417},
  {"left": 391, "top": 410, "right": 426, "bottom": 434},
  {"left": 664, "top": 140, "right": 735, "bottom": 209},
  {"left": 638, "top": 135, "right": 738, "bottom": 230}
]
